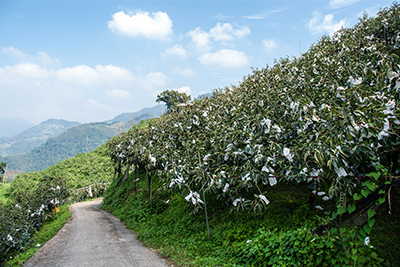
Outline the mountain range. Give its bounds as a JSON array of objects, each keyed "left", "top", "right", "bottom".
[
  {"left": 0, "top": 104, "right": 165, "bottom": 175},
  {"left": 0, "top": 119, "right": 80, "bottom": 157}
]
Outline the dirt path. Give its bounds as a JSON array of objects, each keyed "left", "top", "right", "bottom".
[{"left": 24, "top": 198, "right": 168, "bottom": 267}]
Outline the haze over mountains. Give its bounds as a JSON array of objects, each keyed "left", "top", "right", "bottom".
[
  {"left": 0, "top": 104, "right": 165, "bottom": 175},
  {"left": 0, "top": 119, "right": 80, "bottom": 157},
  {"left": 0, "top": 117, "right": 35, "bottom": 138}
]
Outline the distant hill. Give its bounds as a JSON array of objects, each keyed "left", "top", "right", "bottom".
[
  {"left": 105, "top": 104, "right": 165, "bottom": 124},
  {"left": 0, "top": 119, "right": 80, "bottom": 157},
  {"left": 0, "top": 117, "right": 34, "bottom": 138},
  {"left": 0, "top": 105, "right": 166, "bottom": 174},
  {"left": 0, "top": 122, "right": 119, "bottom": 173}
]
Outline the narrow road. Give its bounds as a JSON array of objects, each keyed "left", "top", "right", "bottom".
[{"left": 24, "top": 198, "right": 168, "bottom": 267}]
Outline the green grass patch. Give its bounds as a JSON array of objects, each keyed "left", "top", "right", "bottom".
[
  {"left": 4, "top": 204, "right": 72, "bottom": 267},
  {"left": 102, "top": 171, "right": 399, "bottom": 267},
  {"left": 0, "top": 183, "right": 11, "bottom": 206}
]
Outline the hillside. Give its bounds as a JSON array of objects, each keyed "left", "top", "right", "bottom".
[
  {"left": 102, "top": 4, "right": 400, "bottom": 266},
  {"left": 105, "top": 104, "right": 165, "bottom": 124},
  {"left": 2, "top": 4, "right": 400, "bottom": 267},
  {"left": 1, "top": 122, "right": 118, "bottom": 173},
  {"left": 0, "top": 119, "right": 80, "bottom": 157}
]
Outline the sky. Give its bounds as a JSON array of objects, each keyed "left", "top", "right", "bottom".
[{"left": 0, "top": 0, "right": 395, "bottom": 125}]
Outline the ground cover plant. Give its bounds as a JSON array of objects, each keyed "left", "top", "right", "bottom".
[
  {"left": 3, "top": 204, "right": 72, "bottom": 267},
  {"left": 0, "top": 144, "right": 113, "bottom": 265},
  {"left": 104, "top": 4, "right": 400, "bottom": 266}
]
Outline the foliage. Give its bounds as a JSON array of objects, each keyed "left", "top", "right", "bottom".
[
  {"left": 9, "top": 144, "right": 113, "bottom": 198},
  {"left": 0, "top": 176, "right": 69, "bottom": 264},
  {"left": 0, "top": 143, "right": 114, "bottom": 265},
  {"left": 4, "top": 204, "right": 72, "bottom": 267},
  {"left": 156, "top": 89, "right": 191, "bottom": 113},
  {"left": 0, "top": 119, "right": 80, "bottom": 158},
  {"left": 0, "top": 162, "right": 6, "bottom": 175},
  {"left": 104, "top": 4, "right": 400, "bottom": 266},
  {"left": 2, "top": 122, "right": 119, "bottom": 172},
  {"left": 0, "top": 183, "right": 11, "bottom": 206},
  {"left": 102, "top": 166, "right": 398, "bottom": 266}
]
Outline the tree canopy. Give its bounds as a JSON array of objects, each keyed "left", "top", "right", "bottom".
[
  {"left": 0, "top": 162, "right": 6, "bottom": 176},
  {"left": 156, "top": 90, "right": 191, "bottom": 114}
]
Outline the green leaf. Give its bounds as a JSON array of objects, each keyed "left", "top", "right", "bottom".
[
  {"left": 368, "top": 218, "right": 375, "bottom": 228},
  {"left": 376, "top": 197, "right": 385, "bottom": 205},
  {"left": 364, "top": 224, "right": 371, "bottom": 235},
  {"left": 337, "top": 206, "right": 346, "bottom": 215},
  {"left": 353, "top": 193, "right": 362, "bottom": 200},
  {"left": 340, "top": 227, "right": 346, "bottom": 235},
  {"left": 366, "top": 171, "right": 380, "bottom": 180},
  {"left": 367, "top": 209, "right": 376, "bottom": 219},
  {"left": 330, "top": 227, "right": 337, "bottom": 235},
  {"left": 361, "top": 189, "right": 369, "bottom": 198},
  {"left": 347, "top": 204, "right": 356, "bottom": 214}
]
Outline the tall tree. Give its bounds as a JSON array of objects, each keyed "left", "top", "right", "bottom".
[
  {"left": 156, "top": 90, "right": 191, "bottom": 114},
  {"left": 0, "top": 162, "right": 6, "bottom": 183}
]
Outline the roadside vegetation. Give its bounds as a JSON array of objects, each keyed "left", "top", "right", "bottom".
[
  {"left": 104, "top": 4, "right": 400, "bottom": 267},
  {"left": 0, "top": 144, "right": 113, "bottom": 266}
]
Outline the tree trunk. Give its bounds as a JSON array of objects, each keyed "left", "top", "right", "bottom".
[
  {"left": 134, "top": 164, "right": 138, "bottom": 193},
  {"left": 148, "top": 172, "right": 152, "bottom": 201}
]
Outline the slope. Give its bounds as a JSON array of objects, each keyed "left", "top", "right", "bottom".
[
  {"left": 103, "top": 4, "right": 400, "bottom": 266},
  {"left": 1, "top": 122, "right": 118, "bottom": 173},
  {"left": 0, "top": 119, "right": 80, "bottom": 157}
]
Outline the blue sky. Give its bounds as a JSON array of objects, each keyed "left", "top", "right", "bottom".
[{"left": 0, "top": 0, "right": 394, "bottom": 124}]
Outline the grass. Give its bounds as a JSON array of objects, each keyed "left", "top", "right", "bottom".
[
  {"left": 102, "top": 171, "right": 400, "bottom": 267},
  {"left": 5, "top": 204, "right": 72, "bottom": 266},
  {"left": 101, "top": 172, "right": 319, "bottom": 266},
  {"left": 0, "top": 183, "right": 11, "bottom": 205}
]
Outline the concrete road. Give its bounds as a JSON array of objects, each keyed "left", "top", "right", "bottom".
[{"left": 24, "top": 198, "right": 168, "bottom": 267}]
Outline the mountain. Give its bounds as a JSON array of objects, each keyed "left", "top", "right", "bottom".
[
  {"left": 0, "top": 119, "right": 80, "bottom": 157},
  {"left": 105, "top": 104, "right": 165, "bottom": 124},
  {"left": 0, "top": 105, "right": 166, "bottom": 174},
  {"left": 0, "top": 117, "right": 34, "bottom": 138},
  {"left": 0, "top": 122, "right": 119, "bottom": 173}
]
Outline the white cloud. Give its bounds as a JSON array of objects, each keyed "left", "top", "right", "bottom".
[
  {"left": 0, "top": 63, "right": 49, "bottom": 80},
  {"left": 95, "top": 65, "right": 133, "bottom": 82},
  {"left": 54, "top": 64, "right": 132, "bottom": 85},
  {"left": 209, "top": 23, "right": 250, "bottom": 41},
  {"left": 308, "top": 11, "right": 346, "bottom": 35},
  {"left": 106, "top": 89, "right": 130, "bottom": 99},
  {"left": 2, "top": 47, "right": 27, "bottom": 59},
  {"left": 173, "top": 86, "right": 192, "bottom": 96},
  {"left": 37, "top": 51, "right": 60, "bottom": 65},
  {"left": 173, "top": 67, "right": 195, "bottom": 77},
  {"left": 198, "top": 49, "right": 249, "bottom": 68},
  {"left": 145, "top": 72, "right": 170, "bottom": 86},
  {"left": 0, "top": 59, "right": 166, "bottom": 123},
  {"left": 163, "top": 45, "right": 187, "bottom": 59},
  {"left": 187, "top": 27, "right": 211, "bottom": 51},
  {"left": 242, "top": 8, "right": 286, "bottom": 20},
  {"left": 262, "top": 39, "right": 278, "bottom": 52},
  {"left": 188, "top": 23, "right": 250, "bottom": 50},
  {"left": 330, "top": 0, "right": 361, "bottom": 9},
  {"left": 108, "top": 10, "right": 173, "bottom": 40},
  {"left": 55, "top": 65, "right": 99, "bottom": 85},
  {"left": 2, "top": 47, "right": 60, "bottom": 65}
]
